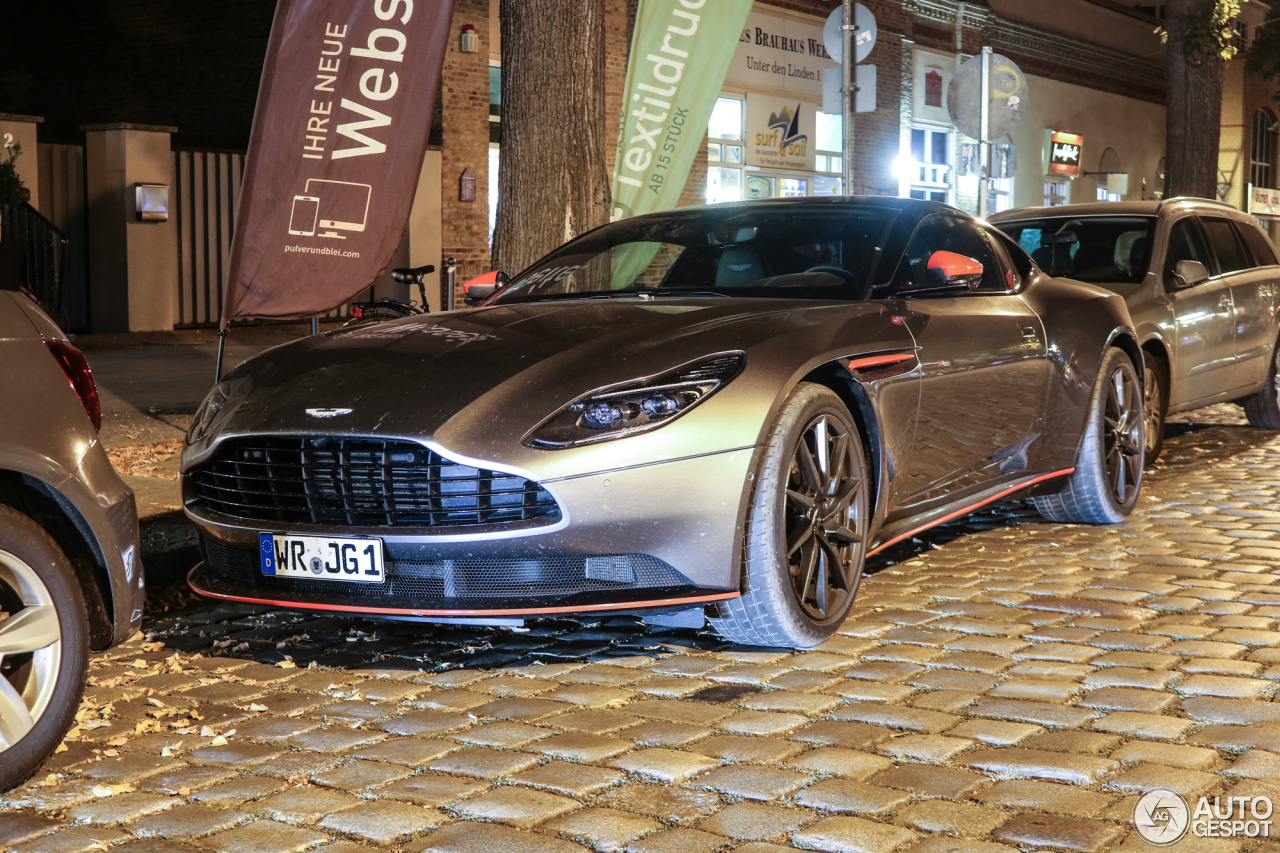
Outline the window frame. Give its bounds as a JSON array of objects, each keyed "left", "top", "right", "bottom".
[
  {"left": 1237, "top": 219, "right": 1280, "bottom": 267},
  {"left": 1162, "top": 215, "right": 1213, "bottom": 290},
  {"left": 1200, "top": 215, "right": 1254, "bottom": 277},
  {"left": 891, "top": 213, "right": 1014, "bottom": 297}
]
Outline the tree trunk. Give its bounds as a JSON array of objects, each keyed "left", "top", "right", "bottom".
[
  {"left": 1164, "top": 0, "right": 1225, "bottom": 199},
  {"left": 493, "top": 0, "right": 610, "bottom": 276}
]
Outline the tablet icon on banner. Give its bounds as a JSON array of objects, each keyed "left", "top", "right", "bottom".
[{"left": 287, "top": 179, "right": 373, "bottom": 239}]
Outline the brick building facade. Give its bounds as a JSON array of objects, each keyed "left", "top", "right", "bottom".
[{"left": 4, "top": 1, "right": 1280, "bottom": 331}]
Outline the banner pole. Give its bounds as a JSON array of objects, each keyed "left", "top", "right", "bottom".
[
  {"left": 214, "top": 323, "right": 228, "bottom": 383},
  {"left": 842, "top": 0, "right": 855, "bottom": 195}
]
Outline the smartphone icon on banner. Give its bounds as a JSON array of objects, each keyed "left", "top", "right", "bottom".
[{"left": 288, "top": 196, "right": 320, "bottom": 236}]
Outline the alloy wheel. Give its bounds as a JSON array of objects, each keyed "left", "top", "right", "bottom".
[
  {"left": 1143, "top": 364, "right": 1162, "bottom": 457},
  {"left": 783, "top": 414, "right": 866, "bottom": 623},
  {"left": 0, "top": 550, "right": 61, "bottom": 751},
  {"left": 1104, "top": 367, "right": 1143, "bottom": 506}
]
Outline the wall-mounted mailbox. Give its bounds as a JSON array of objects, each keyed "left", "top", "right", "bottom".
[{"left": 134, "top": 183, "right": 169, "bottom": 221}]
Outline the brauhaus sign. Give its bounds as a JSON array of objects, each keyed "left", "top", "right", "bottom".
[{"left": 222, "top": 0, "right": 454, "bottom": 322}]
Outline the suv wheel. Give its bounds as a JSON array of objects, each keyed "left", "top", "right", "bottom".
[
  {"left": 1143, "top": 360, "right": 1166, "bottom": 466},
  {"left": 0, "top": 506, "right": 88, "bottom": 793},
  {"left": 1243, "top": 342, "right": 1280, "bottom": 429}
]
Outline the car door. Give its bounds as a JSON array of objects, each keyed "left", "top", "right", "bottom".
[
  {"left": 889, "top": 213, "right": 1051, "bottom": 512},
  {"left": 1165, "top": 216, "right": 1240, "bottom": 405},
  {"left": 1221, "top": 217, "right": 1280, "bottom": 388}
]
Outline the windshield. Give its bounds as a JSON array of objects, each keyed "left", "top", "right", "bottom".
[
  {"left": 993, "top": 216, "right": 1156, "bottom": 284},
  {"left": 490, "top": 205, "right": 897, "bottom": 304}
]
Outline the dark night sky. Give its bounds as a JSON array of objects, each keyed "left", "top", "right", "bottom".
[{"left": 0, "top": 1, "right": 278, "bottom": 149}]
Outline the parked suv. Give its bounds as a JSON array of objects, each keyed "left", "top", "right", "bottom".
[
  {"left": 0, "top": 291, "right": 142, "bottom": 792},
  {"left": 991, "top": 198, "right": 1280, "bottom": 463}
]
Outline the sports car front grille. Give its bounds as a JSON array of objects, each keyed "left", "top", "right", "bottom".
[
  {"left": 200, "top": 538, "right": 693, "bottom": 606},
  {"left": 188, "top": 436, "right": 560, "bottom": 529}
]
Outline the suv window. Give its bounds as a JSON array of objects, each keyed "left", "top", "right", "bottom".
[
  {"left": 1164, "top": 219, "right": 1211, "bottom": 284},
  {"left": 1201, "top": 217, "right": 1251, "bottom": 274},
  {"left": 902, "top": 214, "right": 1004, "bottom": 292},
  {"left": 993, "top": 216, "right": 1154, "bottom": 283},
  {"left": 1237, "top": 220, "right": 1279, "bottom": 266}
]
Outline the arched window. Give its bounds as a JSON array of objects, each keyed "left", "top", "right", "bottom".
[{"left": 1253, "top": 109, "right": 1277, "bottom": 189}]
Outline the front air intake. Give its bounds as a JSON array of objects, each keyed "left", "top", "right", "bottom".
[{"left": 188, "top": 436, "right": 561, "bottom": 529}]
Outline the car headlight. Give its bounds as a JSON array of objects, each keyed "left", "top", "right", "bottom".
[
  {"left": 524, "top": 352, "right": 745, "bottom": 449},
  {"left": 187, "top": 381, "right": 231, "bottom": 445}
]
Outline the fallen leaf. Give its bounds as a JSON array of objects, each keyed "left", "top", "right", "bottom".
[{"left": 276, "top": 660, "right": 297, "bottom": 669}]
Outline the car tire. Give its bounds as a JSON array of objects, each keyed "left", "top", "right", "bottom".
[
  {"left": 1142, "top": 358, "right": 1167, "bottom": 466},
  {"left": 1243, "top": 342, "right": 1280, "bottom": 429},
  {"left": 1034, "top": 348, "right": 1143, "bottom": 525},
  {"left": 0, "top": 505, "right": 89, "bottom": 793},
  {"left": 709, "top": 383, "right": 870, "bottom": 648}
]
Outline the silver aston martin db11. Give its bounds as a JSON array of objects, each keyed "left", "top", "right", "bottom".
[{"left": 182, "top": 197, "right": 1144, "bottom": 648}]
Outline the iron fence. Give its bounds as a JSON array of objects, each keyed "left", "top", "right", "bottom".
[{"left": 0, "top": 202, "right": 69, "bottom": 328}]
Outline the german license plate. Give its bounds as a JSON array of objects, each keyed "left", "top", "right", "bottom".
[{"left": 260, "top": 533, "right": 385, "bottom": 583}]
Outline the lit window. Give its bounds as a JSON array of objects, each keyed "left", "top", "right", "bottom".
[
  {"left": 708, "top": 98, "right": 743, "bottom": 141},
  {"left": 1044, "top": 180, "right": 1068, "bottom": 207},
  {"left": 909, "top": 127, "right": 951, "bottom": 193}
]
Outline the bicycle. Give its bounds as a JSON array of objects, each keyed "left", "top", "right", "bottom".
[{"left": 344, "top": 264, "right": 435, "bottom": 326}]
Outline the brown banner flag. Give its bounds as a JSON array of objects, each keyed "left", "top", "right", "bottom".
[{"left": 222, "top": 0, "right": 455, "bottom": 323}]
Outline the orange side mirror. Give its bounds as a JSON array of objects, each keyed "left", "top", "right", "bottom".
[{"left": 925, "top": 251, "right": 983, "bottom": 289}]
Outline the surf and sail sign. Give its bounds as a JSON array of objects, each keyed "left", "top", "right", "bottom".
[{"left": 745, "top": 93, "right": 817, "bottom": 171}]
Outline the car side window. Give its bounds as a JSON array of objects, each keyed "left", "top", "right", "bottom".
[
  {"left": 1237, "top": 220, "right": 1280, "bottom": 267},
  {"left": 1163, "top": 219, "right": 1210, "bottom": 286},
  {"left": 902, "top": 214, "right": 1004, "bottom": 293},
  {"left": 1201, "top": 217, "right": 1252, "bottom": 275}
]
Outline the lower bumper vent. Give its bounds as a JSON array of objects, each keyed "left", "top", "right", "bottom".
[{"left": 198, "top": 537, "right": 695, "bottom": 611}]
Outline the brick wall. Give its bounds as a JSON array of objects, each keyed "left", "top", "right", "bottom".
[{"left": 441, "top": 0, "right": 493, "bottom": 299}]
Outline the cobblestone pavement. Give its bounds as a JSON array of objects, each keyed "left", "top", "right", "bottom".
[{"left": 9, "top": 404, "right": 1280, "bottom": 853}]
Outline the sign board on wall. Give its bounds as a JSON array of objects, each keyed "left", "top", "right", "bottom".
[
  {"left": 745, "top": 92, "right": 817, "bottom": 171},
  {"left": 1044, "top": 130, "right": 1083, "bottom": 178},
  {"left": 1252, "top": 186, "right": 1280, "bottom": 217},
  {"left": 725, "top": 9, "right": 837, "bottom": 100},
  {"left": 912, "top": 50, "right": 955, "bottom": 126}
]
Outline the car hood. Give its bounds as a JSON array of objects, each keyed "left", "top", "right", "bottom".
[{"left": 184, "top": 297, "right": 904, "bottom": 478}]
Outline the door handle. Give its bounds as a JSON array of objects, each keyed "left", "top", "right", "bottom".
[{"left": 1020, "top": 326, "right": 1038, "bottom": 339}]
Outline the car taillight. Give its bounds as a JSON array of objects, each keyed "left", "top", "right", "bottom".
[{"left": 45, "top": 340, "right": 102, "bottom": 432}]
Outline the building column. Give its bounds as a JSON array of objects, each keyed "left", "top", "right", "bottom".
[
  {"left": 0, "top": 113, "right": 42, "bottom": 211},
  {"left": 81, "top": 123, "right": 177, "bottom": 332}
]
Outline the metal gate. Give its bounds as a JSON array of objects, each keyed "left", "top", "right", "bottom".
[
  {"left": 173, "top": 149, "right": 352, "bottom": 327},
  {"left": 174, "top": 149, "right": 242, "bottom": 327},
  {"left": 35, "top": 143, "right": 88, "bottom": 332}
]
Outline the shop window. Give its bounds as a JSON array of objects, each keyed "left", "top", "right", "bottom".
[
  {"left": 488, "top": 145, "right": 499, "bottom": 249},
  {"left": 489, "top": 64, "right": 502, "bottom": 119},
  {"left": 909, "top": 127, "right": 951, "bottom": 200},
  {"left": 988, "top": 176, "right": 1013, "bottom": 214},
  {"left": 1096, "top": 186, "right": 1120, "bottom": 203},
  {"left": 709, "top": 97, "right": 743, "bottom": 141},
  {"left": 1253, "top": 109, "right": 1276, "bottom": 189},
  {"left": 706, "top": 95, "right": 840, "bottom": 203},
  {"left": 1044, "top": 180, "right": 1068, "bottom": 207},
  {"left": 924, "top": 71, "right": 942, "bottom": 108}
]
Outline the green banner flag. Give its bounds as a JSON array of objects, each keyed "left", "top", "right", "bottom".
[{"left": 609, "top": 0, "right": 754, "bottom": 285}]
